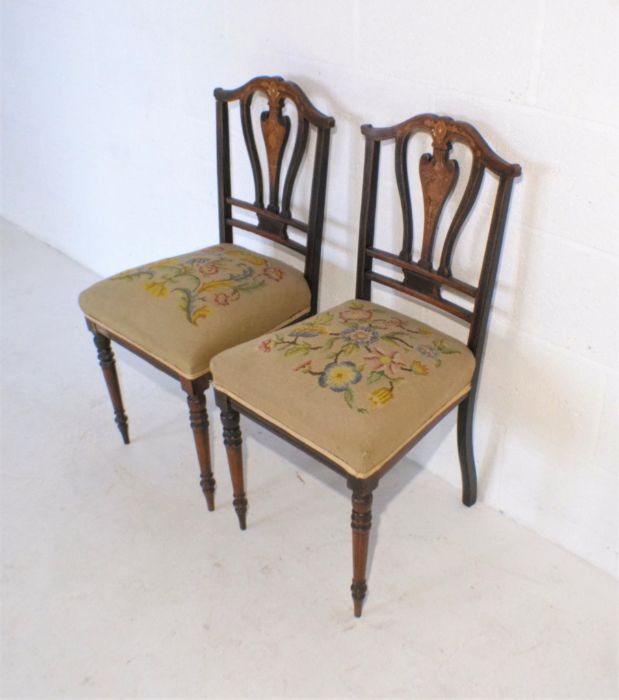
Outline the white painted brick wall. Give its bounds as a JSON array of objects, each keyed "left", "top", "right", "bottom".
[{"left": 1, "top": 0, "right": 617, "bottom": 574}]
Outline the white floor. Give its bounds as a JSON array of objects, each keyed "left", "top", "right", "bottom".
[{"left": 0, "top": 219, "right": 617, "bottom": 699}]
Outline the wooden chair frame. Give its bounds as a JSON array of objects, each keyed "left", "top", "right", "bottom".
[
  {"left": 85, "top": 76, "right": 334, "bottom": 510},
  {"left": 215, "top": 113, "right": 520, "bottom": 616}
]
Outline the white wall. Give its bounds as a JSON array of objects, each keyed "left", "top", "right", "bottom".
[{"left": 1, "top": 0, "right": 617, "bottom": 575}]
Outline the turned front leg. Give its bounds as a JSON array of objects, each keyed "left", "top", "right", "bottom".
[
  {"left": 92, "top": 332, "right": 130, "bottom": 444},
  {"left": 351, "top": 492, "right": 373, "bottom": 617},
  {"left": 186, "top": 391, "right": 216, "bottom": 511},
  {"left": 220, "top": 406, "right": 247, "bottom": 530}
]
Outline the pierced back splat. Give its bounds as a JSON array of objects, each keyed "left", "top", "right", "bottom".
[
  {"left": 214, "top": 76, "right": 335, "bottom": 314},
  {"left": 356, "top": 113, "right": 521, "bottom": 357}
]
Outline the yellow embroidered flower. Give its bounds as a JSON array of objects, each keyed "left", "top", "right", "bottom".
[
  {"left": 191, "top": 305, "right": 212, "bottom": 324},
  {"left": 143, "top": 281, "right": 168, "bottom": 298},
  {"left": 369, "top": 387, "right": 393, "bottom": 407},
  {"left": 410, "top": 361, "right": 429, "bottom": 375}
]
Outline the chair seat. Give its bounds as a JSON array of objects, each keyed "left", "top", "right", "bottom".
[
  {"left": 79, "top": 243, "right": 311, "bottom": 379},
  {"left": 211, "top": 299, "right": 475, "bottom": 478}
]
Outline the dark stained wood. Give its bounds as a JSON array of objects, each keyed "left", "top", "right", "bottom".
[
  {"left": 355, "top": 138, "right": 381, "bottom": 301},
  {"left": 366, "top": 247, "right": 477, "bottom": 297},
  {"left": 216, "top": 112, "right": 520, "bottom": 617},
  {"left": 91, "top": 330, "right": 129, "bottom": 445},
  {"left": 186, "top": 389, "right": 216, "bottom": 511},
  {"left": 366, "top": 270, "right": 473, "bottom": 322},
  {"left": 225, "top": 218, "right": 307, "bottom": 255},
  {"left": 351, "top": 492, "right": 373, "bottom": 618},
  {"left": 227, "top": 197, "right": 309, "bottom": 232},
  {"left": 438, "top": 161, "right": 484, "bottom": 278},
  {"left": 219, "top": 401, "right": 247, "bottom": 530}
]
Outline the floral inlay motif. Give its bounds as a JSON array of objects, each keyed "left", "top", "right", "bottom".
[
  {"left": 258, "top": 301, "right": 461, "bottom": 412},
  {"left": 111, "top": 246, "right": 285, "bottom": 325}
]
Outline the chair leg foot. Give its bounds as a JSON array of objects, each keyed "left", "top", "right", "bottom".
[
  {"left": 220, "top": 405, "right": 247, "bottom": 530},
  {"left": 351, "top": 492, "right": 373, "bottom": 618},
  {"left": 92, "top": 332, "right": 130, "bottom": 444},
  {"left": 457, "top": 396, "right": 477, "bottom": 507},
  {"left": 186, "top": 392, "right": 216, "bottom": 511}
]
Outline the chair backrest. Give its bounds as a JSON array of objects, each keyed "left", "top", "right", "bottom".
[
  {"left": 214, "top": 76, "right": 335, "bottom": 313},
  {"left": 355, "top": 113, "right": 521, "bottom": 358}
]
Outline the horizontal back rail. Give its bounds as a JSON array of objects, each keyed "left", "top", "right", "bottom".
[
  {"left": 227, "top": 197, "right": 309, "bottom": 233},
  {"left": 225, "top": 218, "right": 307, "bottom": 255},
  {"left": 366, "top": 271, "right": 473, "bottom": 322}
]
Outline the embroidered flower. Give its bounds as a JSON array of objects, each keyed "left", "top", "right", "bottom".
[
  {"left": 262, "top": 266, "right": 284, "bottom": 281},
  {"left": 363, "top": 346, "right": 405, "bottom": 378},
  {"left": 319, "top": 361, "right": 362, "bottom": 392},
  {"left": 417, "top": 344, "right": 440, "bottom": 358},
  {"left": 410, "top": 360, "right": 429, "bottom": 375},
  {"left": 341, "top": 326, "right": 380, "bottom": 346},
  {"left": 258, "top": 338, "right": 274, "bottom": 353},
  {"left": 197, "top": 263, "right": 219, "bottom": 276},
  {"left": 339, "top": 307, "right": 373, "bottom": 323},
  {"left": 369, "top": 387, "right": 393, "bottom": 407}
]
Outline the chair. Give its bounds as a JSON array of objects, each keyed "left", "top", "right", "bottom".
[
  {"left": 79, "top": 76, "right": 335, "bottom": 510},
  {"left": 211, "top": 113, "right": 521, "bottom": 616}
]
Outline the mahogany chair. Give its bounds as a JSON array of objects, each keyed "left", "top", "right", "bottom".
[
  {"left": 79, "top": 76, "right": 334, "bottom": 510},
  {"left": 211, "top": 114, "right": 520, "bottom": 616}
]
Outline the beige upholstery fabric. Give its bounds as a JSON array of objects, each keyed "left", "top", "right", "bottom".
[
  {"left": 79, "top": 243, "right": 311, "bottom": 378},
  {"left": 211, "top": 299, "right": 475, "bottom": 478}
]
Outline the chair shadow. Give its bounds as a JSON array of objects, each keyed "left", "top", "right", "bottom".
[{"left": 237, "top": 407, "right": 459, "bottom": 586}]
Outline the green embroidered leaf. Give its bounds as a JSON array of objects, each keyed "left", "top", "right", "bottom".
[
  {"left": 313, "top": 312, "right": 333, "bottom": 325},
  {"left": 357, "top": 408, "right": 369, "bottom": 414},
  {"left": 434, "top": 359, "right": 442, "bottom": 368},
  {"left": 367, "top": 371, "right": 385, "bottom": 384},
  {"left": 284, "top": 346, "right": 308, "bottom": 357},
  {"left": 349, "top": 301, "right": 364, "bottom": 309},
  {"left": 323, "top": 336, "right": 336, "bottom": 351},
  {"left": 344, "top": 388, "right": 354, "bottom": 409},
  {"left": 342, "top": 343, "right": 357, "bottom": 356},
  {"left": 382, "top": 336, "right": 400, "bottom": 346}
]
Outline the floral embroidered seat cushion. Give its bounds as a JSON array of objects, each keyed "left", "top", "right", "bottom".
[
  {"left": 79, "top": 244, "right": 311, "bottom": 379},
  {"left": 210, "top": 300, "right": 475, "bottom": 478}
]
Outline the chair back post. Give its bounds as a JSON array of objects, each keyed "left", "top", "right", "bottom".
[
  {"left": 304, "top": 125, "right": 332, "bottom": 313},
  {"left": 215, "top": 98, "right": 233, "bottom": 244},
  {"left": 466, "top": 174, "right": 515, "bottom": 360},
  {"left": 213, "top": 76, "right": 335, "bottom": 312},
  {"left": 355, "top": 137, "right": 381, "bottom": 300},
  {"left": 355, "top": 114, "right": 521, "bottom": 364}
]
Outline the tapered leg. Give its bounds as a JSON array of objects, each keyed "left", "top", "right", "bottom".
[
  {"left": 92, "top": 332, "right": 130, "bottom": 444},
  {"left": 220, "top": 406, "right": 247, "bottom": 530},
  {"left": 457, "top": 396, "right": 477, "bottom": 507},
  {"left": 186, "top": 391, "right": 216, "bottom": 511},
  {"left": 351, "top": 492, "right": 373, "bottom": 617}
]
